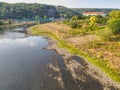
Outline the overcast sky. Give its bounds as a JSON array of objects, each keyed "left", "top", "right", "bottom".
[{"left": 0, "top": 0, "right": 120, "bottom": 8}]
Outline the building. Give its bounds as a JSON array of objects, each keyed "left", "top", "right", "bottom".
[{"left": 83, "top": 12, "right": 106, "bottom": 17}]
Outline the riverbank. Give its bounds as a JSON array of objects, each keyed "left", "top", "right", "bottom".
[
  {"left": 0, "top": 21, "right": 36, "bottom": 29},
  {"left": 28, "top": 23, "right": 120, "bottom": 89}
]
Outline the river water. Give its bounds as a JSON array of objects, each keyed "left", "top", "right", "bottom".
[{"left": 0, "top": 27, "right": 63, "bottom": 90}]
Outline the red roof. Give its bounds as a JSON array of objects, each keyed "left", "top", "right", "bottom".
[{"left": 83, "top": 12, "right": 105, "bottom": 15}]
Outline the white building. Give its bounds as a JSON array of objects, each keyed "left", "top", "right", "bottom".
[{"left": 83, "top": 12, "right": 106, "bottom": 17}]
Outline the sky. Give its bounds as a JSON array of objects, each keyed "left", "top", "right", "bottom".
[{"left": 0, "top": 0, "right": 120, "bottom": 8}]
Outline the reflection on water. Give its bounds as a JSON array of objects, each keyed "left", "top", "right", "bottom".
[
  {"left": 0, "top": 28, "right": 62, "bottom": 90},
  {"left": 0, "top": 32, "right": 25, "bottom": 39},
  {"left": 0, "top": 36, "right": 47, "bottom": 48}
]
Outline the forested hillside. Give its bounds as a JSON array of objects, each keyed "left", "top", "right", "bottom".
[
  {"left": 0, "top": 2, "right": 59, "bottom": 19},
  {"left": 55, "top": 6, "right": 79, "bottom": 18}
]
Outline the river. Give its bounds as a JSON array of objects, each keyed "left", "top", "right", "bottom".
[{"left": 0, "top": 26, "right": 64, "bottom": 90}]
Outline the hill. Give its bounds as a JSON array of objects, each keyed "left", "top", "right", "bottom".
[
  {"left": 55, "top": 6, "right": 79, "bottom": 18},
  {"left": 0, "top": 2, "right": 59, "bottom": 19},
  {"left": 0, "top": 2, "right": 79, "bottom": 19}
]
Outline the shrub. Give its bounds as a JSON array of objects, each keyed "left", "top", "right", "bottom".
[
  {"left": 0, "top": 21, "right": 4, "bottom": 26},
  {"left": 70, "top": 22, "right": 78, "bottom": 28},
  {"left": 8, "top": 20, "right": 12, "bottom": 24},
  {"left": 70, "top": 21, "right": 81, "bottom": 28},
  {"left": 108, "top": 19, "right": 120, "bottom": 34},
  {"left": 62, "top": 20, "right": 70, "bottom": 25}
]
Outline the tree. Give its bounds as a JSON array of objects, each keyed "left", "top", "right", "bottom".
[
  {"left": 35, "top": 15, "right": 39, "bottom": 20},
  {"left": 109, "top": 10, "right": 120, "bottom": 18},
  {"left": 71, "top": 16, "right": 78, "bottom": 21},
  {"left": 70, "top": 22, "right": 79, "bottom": 28},
  {"left": 96, "top": 15, "right": 103, "bottom": 24},
  {"left": 0, "top": 20, "right": 4, "bottom": 26},
  {"left": 35, "top": 15, "right": 40, "bottom": 23},
  {"left": 89, "top": 16, "right": 98, "bottom": 29},
  {"left": 108, "top": 18, "right": 120, "bottom": 34},
  {"left": 71, "top": 15, "right": 82, "bottom": 20},
  {"left": 101, "top": 16, "right": 110, "bottom": 25},
  {"left": 43, "top": 16, "right": 47, "bottom": 19},
  {"left": 96, "top": 15, "right": 110, "bottom": 25}
]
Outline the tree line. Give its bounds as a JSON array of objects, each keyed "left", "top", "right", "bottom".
[{"left": 0, "top": 2, "right": 59, "bottom": 19}]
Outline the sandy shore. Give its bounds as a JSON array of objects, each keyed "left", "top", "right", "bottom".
[{"left": 46, "top": 38, "right": 120, "bottom": 90}]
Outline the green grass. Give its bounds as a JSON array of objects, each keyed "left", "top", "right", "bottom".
[
  {"left": 58, "top": 40, "right": 120, "bottom": 82},
  {"left": 29, "top": 25, "right": 120, "bottom": 83}
]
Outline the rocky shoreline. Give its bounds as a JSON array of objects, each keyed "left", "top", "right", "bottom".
[{"left": 46, "top": 38, "right": 120, "bottom": 90}]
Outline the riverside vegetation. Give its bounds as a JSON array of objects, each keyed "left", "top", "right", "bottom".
[{"left": 29, "top": 10, "right": 120, "bottom": 83}]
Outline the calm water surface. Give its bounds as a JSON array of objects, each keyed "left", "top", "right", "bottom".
[{"left": 0, "top": 27, "right": 62, "bottom": 90}]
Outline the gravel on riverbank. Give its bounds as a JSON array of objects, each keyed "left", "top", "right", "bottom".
[{"left": 46, "top": 38, "right": 120, "bottom": 90}]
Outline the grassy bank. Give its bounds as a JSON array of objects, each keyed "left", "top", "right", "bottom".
[{"left": 28, "top": 23, "right": 120, "bottom": 83}]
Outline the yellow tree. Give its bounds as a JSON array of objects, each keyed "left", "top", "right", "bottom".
[{"left": 89, "top": 16, "right": 98, "bottom": 29}]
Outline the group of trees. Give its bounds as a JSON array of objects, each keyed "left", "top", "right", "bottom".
[
  {"left": 0, "top": 2, "right": 59, "bottom": 19},
  {"left": 108, "top": 10, "right": 120, "bottom": 34},
  {"left": 63, "top": 10, "right": 120, "bottom": 40},
  {"left": 63, "top": 14, "right": 110, "bottom": 29},
  {"left": 86, "top": 10, "right": 120, "bottom": 35}
]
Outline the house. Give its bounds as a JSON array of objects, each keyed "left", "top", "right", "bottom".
[{"left": 83, "top": 12, "right": 106, "bottom": 17}]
